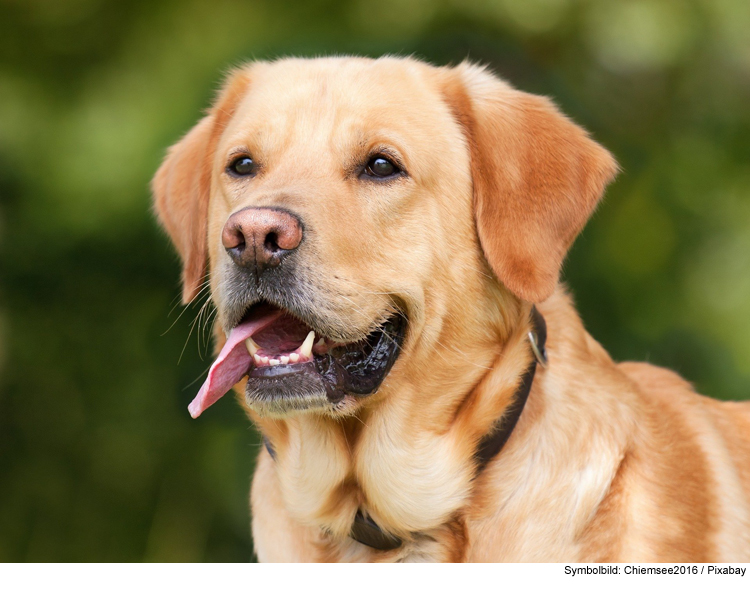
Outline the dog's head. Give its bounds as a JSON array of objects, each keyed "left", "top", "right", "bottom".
[{"left": 153, "top": 57, "right": 616, "bottom": 418}]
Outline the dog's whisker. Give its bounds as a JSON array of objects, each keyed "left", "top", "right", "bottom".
[
  {"left": 201, "top": 309, "right": 218, "bottom": 356},
  {"left": 179, "top": 299, "right": 209, "bottom": 364},
  {"left": 195, "top": 295, "right": 214, "bottom": 334},
  {"left": 166, "top": 279, "right": 208, "bottom": 318},
  {"left": 160, "top": 284, "right": 212, "bottom": 337},
  {"left": 201, "top": 305, "right": 219, "bottom": 352},
  {"left": 193, "top": 299, "right": 214, "bottom": 359}
]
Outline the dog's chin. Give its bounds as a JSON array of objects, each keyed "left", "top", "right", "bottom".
[
  {"left": 244, "top": 360, "right": 345, "bottom": 417},
  {"left": 243, "top": 363, "right": 335, "bottom": 417}
]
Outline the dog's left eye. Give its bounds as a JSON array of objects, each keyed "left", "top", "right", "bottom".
[
  {"left": 228, "top": 156, "right": 257, "bottom": 177},
  {"left": 363, "top": 156, "right": 400, "bottom": 179}
]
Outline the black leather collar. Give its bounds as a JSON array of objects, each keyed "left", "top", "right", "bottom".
[
  {"left": 264, "top": 307, "right": 548, "bottom": 553},
  {"left": 350, "top": 510, "right": 403, "bottom": 551},
  {"left": 473, "top": 305, "right": 546, "bottom": 473}
]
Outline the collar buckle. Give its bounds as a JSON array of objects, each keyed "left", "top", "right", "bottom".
[{"left": 528, "top": 330, "right": 548, "bottom": 369}]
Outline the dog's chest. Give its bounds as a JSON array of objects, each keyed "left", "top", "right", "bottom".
[{"left": 272, "top": 414, "right": 477, "bottom": 551}]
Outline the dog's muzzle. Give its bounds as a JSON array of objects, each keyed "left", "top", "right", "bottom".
[{"left": 188, "top": 301, "right": 406, "bottom": 418}]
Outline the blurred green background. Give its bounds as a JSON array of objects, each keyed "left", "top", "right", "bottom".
[{"left": 1, "top": 0, "right": 749, "bottom": 562}]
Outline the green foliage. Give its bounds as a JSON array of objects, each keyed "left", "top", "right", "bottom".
[{"left": 1, "top": 0, "right": 748, "bottom": 562}]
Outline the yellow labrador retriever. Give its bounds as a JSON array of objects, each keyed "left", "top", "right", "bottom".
[{"left": 152, "top": 57, "right": 750, "bottom": 562}]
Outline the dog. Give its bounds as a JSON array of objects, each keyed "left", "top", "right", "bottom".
[{"left": 152, "top": 56, "right": 750, "bottom": 562}]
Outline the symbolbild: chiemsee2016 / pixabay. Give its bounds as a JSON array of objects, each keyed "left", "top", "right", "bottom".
[{"left": 565, "top": 565, "right": 746, "bottom": 576}]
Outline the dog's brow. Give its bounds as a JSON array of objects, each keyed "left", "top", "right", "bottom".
[{"left": 226, "top": 146, "right": 251, "bottom": 159}]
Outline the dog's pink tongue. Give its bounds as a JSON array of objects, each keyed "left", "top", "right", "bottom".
[{"left": 188, "top": 310, "right": 282, "bottom": 418}]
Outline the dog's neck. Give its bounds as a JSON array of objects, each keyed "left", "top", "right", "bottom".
[{"left": 247, "top": 288, "right": 543, "bottom": 558}]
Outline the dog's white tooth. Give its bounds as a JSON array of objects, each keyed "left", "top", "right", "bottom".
[
  {"left": 253, "top": 354, "right": 262, "bottom": 365},
  {"left": 260, "top": 356, "right": 269, "bottom": 365},
  {"left": 280, "top": 356, "right": 289, "bottom": 364},
  {"left": 269, "top": 359, "right": 280, "bottom": 366},
  {"left": 289, "top": 353, "right": 300, "bottom": 363},
  {"left": 316, "top": 338, "right": 325, "bottom": 347},
  {"left": 300, "top": 331, "right": 315, "bottom": 359},
  {"left": 245, "top": 337, "right": 260, "bottom": 356}
]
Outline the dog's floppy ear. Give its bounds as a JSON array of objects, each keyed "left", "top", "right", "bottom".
[
  {"left": 443, "top": 63, "right": 618, "bottom": 303},
  {"left": 152, "top": 70, "right": 250, "bottom": 303}
]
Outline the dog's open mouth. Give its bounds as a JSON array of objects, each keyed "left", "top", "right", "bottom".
[{"left": 188, "top": 302, "right": 406, "bottom": 417}]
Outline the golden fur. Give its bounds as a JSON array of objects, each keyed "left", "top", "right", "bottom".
[{"left": 153, "top": 56, "right": 750, "bottom": 562}]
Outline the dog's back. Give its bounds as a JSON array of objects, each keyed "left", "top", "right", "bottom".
[{"left": 619, "top": 361, "right": 750, "bottom": 559}]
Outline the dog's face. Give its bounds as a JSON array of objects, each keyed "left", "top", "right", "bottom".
[{"left": 153, "top": 57, "right": 617, "bottom": 419}]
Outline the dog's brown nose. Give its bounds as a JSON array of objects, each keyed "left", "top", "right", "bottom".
[{"left": 222, "top": 207, "right": 303, "bottom": 272}]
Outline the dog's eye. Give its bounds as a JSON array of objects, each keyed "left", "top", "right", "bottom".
[
  {"left": 364, "top": 156, "right": 399, "bottom": 178},
  {"left": 228, "top": 156, "right": 256, "bottom": 177}
]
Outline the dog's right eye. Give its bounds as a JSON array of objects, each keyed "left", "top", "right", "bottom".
[
  {"left": 362, "top": 155, "right": 402, "bottom": 180},
  {"left": 228, "top": 156, "right": 257, "bottom": 177}
]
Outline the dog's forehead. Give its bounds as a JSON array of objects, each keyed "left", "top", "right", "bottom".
[{"left": 220, "top": 58, "right": 450, "bottom": 154}]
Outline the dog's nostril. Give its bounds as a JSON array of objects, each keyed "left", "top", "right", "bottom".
[
  {"left": 233, "top": 233, "right": 247, "bottom": 252},
  {"left": 265, "top": 232, "right": 280, "bottom": 253},
  {"left": 222, "top": 224, "right": 247, "bottom": 251}
]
